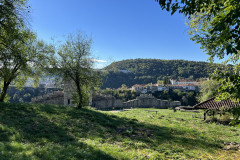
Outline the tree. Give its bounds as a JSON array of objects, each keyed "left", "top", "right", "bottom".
[
  {"left": 121, "top": 84, "right": 127, "bottom": 89},
  {"left": 51, "top": 32, "right": 100, "bottom": 108},
  {"left": 155, "top": 0, "right": 240, "bottom": 101},
  {"left": 155, "top": 0, "right": 223, "bottom": 16},
  {"left": 197, "top": 80, "right": 219, "bottom": 102},
  {"left": 0, "top": 30, "right": 54, "bottom": 102},
  {"left": 163, "top": 76, "right": 170, "bottom": 85},
  {"left": 0, "top": 0, "right": 27, "bottom": 29},
  {"left": 155, "top": 0, "right": 239, "bottom": 61},
  {"left": 0, "top": 0, "right": 54, "bottom": 102}
]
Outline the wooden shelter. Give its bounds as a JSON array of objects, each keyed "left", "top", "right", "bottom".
[{"left": 193, "top": 97, "right": 240, "bottom": 120}]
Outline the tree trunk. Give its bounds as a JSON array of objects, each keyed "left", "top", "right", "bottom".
[
  {"left": 75, "top": 80, "right": 83, "bottom": 108},
  {"left": 0, "top": 81, "right": 10, "bottom": 102}
]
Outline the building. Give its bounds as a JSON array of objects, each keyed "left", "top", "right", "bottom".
[
  {"left": 157, "top": 84, "right": 169, "bottom": 91},
  {"left": 170, "top": 79, "right": 198, "bottom": 85},
  {"left": 166, "top": 84, "right": 197, "bottom": 91},
  {"left": 131, "top": 84, "right": 145, "bottom": 93},
  {"left": 131, "top": 82, "right": 199, "bottom": 93}
]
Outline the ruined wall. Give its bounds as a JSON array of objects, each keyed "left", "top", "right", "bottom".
[
  {"left": 92, "top": 94, "right": 181, "bottom": 110},
  {"left": 92, "top": 94, "right": 124, "bottom": 109},
  {"left": 31, "top": 91, "right": 64, "bottom": 105}
]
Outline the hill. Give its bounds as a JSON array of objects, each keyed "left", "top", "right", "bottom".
[
  {"left": 101, "top": 59, "right": 222, "bottom": 89},
  {"left": 0, "top": 103, "right": 239, "bottom": 159}
]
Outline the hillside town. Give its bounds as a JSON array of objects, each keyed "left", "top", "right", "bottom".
[{"left": 131, "top": 79, "right": 206, "bottom": 93}]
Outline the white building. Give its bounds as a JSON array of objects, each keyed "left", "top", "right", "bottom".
[{"left": 170, "top": 79, "right": 197, "bottom": 85}]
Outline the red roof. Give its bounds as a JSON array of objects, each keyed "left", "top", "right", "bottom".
[
  {"left": 132, "top": 84, "right": 145, "bottom": 87},
  {"left": 165, "top": 84, "right": 197, "bottom": 87},
  {"left": 178, "top": 79, "right": 196, "bottom": 82},
  {"left": 194, "top": 97, "right": 239, "bottom": 110}
]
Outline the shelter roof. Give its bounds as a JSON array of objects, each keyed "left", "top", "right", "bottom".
[{"left": 194, "top": 97, "right": 239, "bottom": 110}]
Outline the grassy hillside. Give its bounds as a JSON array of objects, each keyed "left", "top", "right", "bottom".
[
  {"left": 0, "top": 103, "right": 239, "bottom": 159},
  {"left": 102, "top": 59, "right": 225, "bottom": 89}
]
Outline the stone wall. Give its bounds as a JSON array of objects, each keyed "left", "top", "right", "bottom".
[
  {"left": 92, "top": 94, "right": 181, "bottom": 110},
  {"left": 64, "top": 79, "right": 76, "bottom": 106},
  {"left": 92, "top": 94, "right": 124, "bottom": 109},
  {"left": 31, "top": 91, "right": 64, "bottom": 105}
]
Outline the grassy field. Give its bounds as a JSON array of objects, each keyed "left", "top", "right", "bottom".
[{"left": 0, "top": 103, "right": 239, "bottom": 159}]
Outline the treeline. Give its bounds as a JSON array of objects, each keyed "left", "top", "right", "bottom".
[
  {"left": 101, "top": 59, "right": 228, "bottom": 89},
  {"left": 99, "top": 89, "right": 140, "bottom": 102}
]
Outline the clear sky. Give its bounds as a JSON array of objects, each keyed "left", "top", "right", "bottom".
[{"left": 28, "top": 0, "right": 210, "bottom": 68}]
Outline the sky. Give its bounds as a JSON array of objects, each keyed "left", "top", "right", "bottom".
[{"left": 28, "top": 0, "right": 210, "bottom": 68}]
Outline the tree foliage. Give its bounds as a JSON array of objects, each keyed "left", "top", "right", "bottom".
[
  {"left": 155, "top": 0, "right": 214, "bottom": 16},
  {"left": 99, "top": 88, "right": 139, "bottom": 102},
  {"left": 187, "top": 0, "right": 240, "bottom": 62},
  {"left": 153, "top": 89, "right": 197, "bottom": 106},
  {"left": 0, "top": 0, "right": 54, "bottom": 102},
  {"left": 187, "top": 0, "right": 240, "bottom": 101},
  {"left": 197, "top": 79, "right": 219, "bottom": 102},
  {"left": 0, "top": 0, "right": 28, "bottom": 29},
  {"left": 50, "top": 32, "right": 100, "bottom": 108},
  {"left": 156, "top": 0, "right": 240, "bottom": 101}
]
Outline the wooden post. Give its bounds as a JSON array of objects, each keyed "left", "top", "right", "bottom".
[{"left": 204, "top": 111, "right": 206, "bottom": 120}]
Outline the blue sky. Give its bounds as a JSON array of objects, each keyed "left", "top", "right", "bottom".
[{"left": 29, "top": 0, "right": 210, "bottom": 68}]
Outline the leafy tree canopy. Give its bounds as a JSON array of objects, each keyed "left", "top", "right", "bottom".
[
  {"left": 50, "top": 31, "right": 100, "bottom": 108},
  {"left": 0, "top": 0, "right": 54, "bottom": 102},
  {"left": 156, "top": 0, "right": 240, "bottom": 62},
  {"left": 156, "top": 0, "right": 240, "bottom": 101},
  {"left": 197, "top": 79, "right": 219, "bottom": 102}
]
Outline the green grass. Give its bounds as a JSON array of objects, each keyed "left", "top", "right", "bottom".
[{"left": 0, "top": 103, "right": 240, "bottom": 159}]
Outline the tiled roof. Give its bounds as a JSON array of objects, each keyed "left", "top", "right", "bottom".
[
  {"left": 194, "top": 97, "right": 239, "bottom": 110},
  {"left": 165, "top": 84, "right": 197, "bottom": 87},
  {"left": 178, "top": 79, "right": 196, "bottom": 82},
  {"left": 132, "top": 84, "right": 145, "bottom": 87}
]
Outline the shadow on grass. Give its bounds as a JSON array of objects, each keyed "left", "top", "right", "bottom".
[
  {"left": 0, "top": 103, "right": 222, "bottom": 159},
  {"left": 0, "top": 103, "right": 116, "bottom": 160},
  {"left": 40, "top": 105, "right": 222, "bottom": 152}
]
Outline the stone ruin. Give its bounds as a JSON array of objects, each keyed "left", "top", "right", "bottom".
[
  {"left": 91, "top": 94, "right": 123, "bottom": 109},
  {"left": 31, "top": 91, "right": 64, "bottom": 105},
  {"left": 31, "top": 79, "right": 76, "bottom": 106},
  {"left": 31, "top": 79, "right": 181, "bottom": 109},
  {"left": 92, "top": 94, "right": 181, "bottom": 110}
]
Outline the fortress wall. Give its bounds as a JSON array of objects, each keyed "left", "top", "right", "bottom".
[
  {"left": 92, "top": 94, "right": 181, "bottom": 110},
  {"left": 161, "top": 100, "right": 170, "bottom": 109},
  {"left": 31, "top": 91, "right": 64, "bottom": 105},
  {"left": 170, "top": 101, "right": 181, "bottom": 108},
  {"left": 114, "top": 99, "right": 123, "bottom": 108}
]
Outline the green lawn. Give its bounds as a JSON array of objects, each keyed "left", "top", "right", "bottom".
[{"left": 0, "top": 103, "right": 239, "bottom": 159}]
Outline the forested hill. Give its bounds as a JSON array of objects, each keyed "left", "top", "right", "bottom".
[{"left": 101, "top": 59, "right": 223, "bottom": 89}]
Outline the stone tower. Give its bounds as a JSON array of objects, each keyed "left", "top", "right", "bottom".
[{"left": 64, "top": 79, "right": 75, "bottom": 106}]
